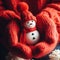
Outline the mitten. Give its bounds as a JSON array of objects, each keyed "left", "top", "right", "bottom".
[
  {"left": 9, "top": 2, "right": 59, "bottom": 59},
  {"left": 32, "top": 3, "right": 59, "bottom": 58},
  {"left": 6, "top": 2, "right": 33, "bottom": 59}
]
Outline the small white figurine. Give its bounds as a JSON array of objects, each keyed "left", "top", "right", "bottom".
[{"left": 25, "top": 20, "right": 40, "bottom": 45}]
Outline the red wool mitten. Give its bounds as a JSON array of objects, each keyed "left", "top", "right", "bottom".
[
  {"left": 6, "top": 2, "right": 33, "bottom": 59},
  {"left": 32, "top": 12, "right": 59, "bottom": 58},
  {"left": 32, "top": 3, "right": 60, "bottom": 58}
]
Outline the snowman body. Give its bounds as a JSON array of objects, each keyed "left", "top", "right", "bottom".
[
  {"left": 26, "top": 30, "right": 40, "bottom": 45},
  {"left": 25, "top": 20, "right": 40, "bottom": 45}
]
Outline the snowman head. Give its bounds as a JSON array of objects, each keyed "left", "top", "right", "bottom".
[{"left": 25, "top": 20, "right": 36, "bottom": 29}]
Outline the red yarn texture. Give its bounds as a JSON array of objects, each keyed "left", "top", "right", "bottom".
[{"left": 0, "top": 0, "right": 60, "bottom": 59}]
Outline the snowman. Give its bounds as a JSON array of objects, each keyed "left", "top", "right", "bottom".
[
  {"left": 17, "top": 2, "right": 40, "bottom": 45},
  {"left": 24, "top": 19, "right": 40, "bottom": 45}
]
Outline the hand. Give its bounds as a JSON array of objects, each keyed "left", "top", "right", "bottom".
[
  {"left": 32, "top": 10, "right": 59, "bottom": 58},
  {"left": 10, "top": 43, "right": 32, "bottom": 59}
]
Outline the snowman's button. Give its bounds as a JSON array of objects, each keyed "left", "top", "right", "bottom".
[
  {"left": 26, "top": 30, "right": 40, "bottom": 45},
  {"left": 32, "top": 33, "right": 34, "bottom": 35},
  {"left": 33, "top": 37, "right": 35, "bottom": 40}
]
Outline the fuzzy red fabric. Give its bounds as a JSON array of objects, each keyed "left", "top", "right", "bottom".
[{"left": 0, "top": 0, "right": 60, "bottom": 59}]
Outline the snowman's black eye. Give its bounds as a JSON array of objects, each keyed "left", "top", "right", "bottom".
[
  {"left": 32, "top": 33, "right": 34, "bottom": 35},
  {"left": 33, "top": 37, "right": 35, "bottom": 40}
]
